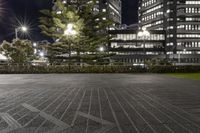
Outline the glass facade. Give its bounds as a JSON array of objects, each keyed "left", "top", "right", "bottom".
[
  {"left": 139, "top": 0, "right": 200, "bottom": 64},
  {"left": 54, "top": 0, "right": 121, "bottom": 25},
  {"left": 109, "top": 30, "right": 165, "bottom": 65}
]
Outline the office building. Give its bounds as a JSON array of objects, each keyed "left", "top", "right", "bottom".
[
  {"left": 53, "top": 0, "right": 122, "bottom": 25},
  {"left": 138, "top": 0, "right": 200, "bottom": 64},
  {"left": 108, "top": 30, "right": 166, "bottom": 65}
]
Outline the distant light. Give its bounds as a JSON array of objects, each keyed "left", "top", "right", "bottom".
[
  {"left": 143, "top": 30, "right": 150, "bottom": 36},
  {"left": 34, "top": 49, "right": 37, "bottom": 54},
  {"left": 67, "top": 23, "right": 73, "bottom": 30},
  {"left": 55, "top": 39, "right": 60, "bottom": 42},
  {"left": 39, "top": 52, "right": 44, "bottom": 57},
  {"left": 64, "top": 29, "right": 77, "bottom": 36},
  {"left": 138, "top": 27, "right": 150, "bottom": 37},
  {"left": 142, "top": 27, "right": 146, "bottom": 31},
  {"left": 0, "top": 54, "right": 7, "bottom": 61},
  {"left": 62, "top": 0, "right": 66, "bottom": 4},
  {"left": 21, "top": 26, "right": 28, "bottom": 32},
  {"left": 33, "top": 42, "right": 37, "bottom": 47},
  {"left": 99, "top": 47, "right": 104, "bottom": 52},
  {"left": 137, "top": 31, "right": 143, "bottom": 37},
  {"left": 64, "top": 23, "right": 77, "bottom": 36},
  {"left": 56, "top": 11, "right": 62, "bottom": 14}
]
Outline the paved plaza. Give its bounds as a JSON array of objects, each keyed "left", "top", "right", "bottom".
[{"left": 0, "top": 74, "right": 200, "bottom": 133}]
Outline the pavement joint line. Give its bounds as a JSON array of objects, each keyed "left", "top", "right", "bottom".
[
  {"left": 86, "top": 88, "right": 93, "bottom": 133},
  {"left": 123, "top": 88, "right": 185, "bottom": 133},
  {"left": 103, "top": 88, "right": 123, "bottom": 133},
  {"left": 109, "top": 88, "right": 140, "bottom": 133},
  {"left": 59, "top": 88, "right": 82, "bottom": 120},
  {"left": 43, "top": 127, "right": 66, "bottom": 133},
  {"left": 0, "top": 89, "right": 22, "bottom": 99},
  {"left": 97, "top": 88, "right": 103, "bottom": 126},
  {"left": 76, "top": 109, "right": 115, "bottom": 133},
  {"left": 0, "top": 127, "right": 17, "bottom": 133},
  {"left": 134, "top": 87, "right": 200, "bottom": 130},
  {"left": 77, "top": 111, "right": 114, "bottom": 126},
  {"left": 22, "top": 103, "right": 70, "bottom": 128},
  {"left": 11, "top": 88, "right": 54, "bottom": 121},
  {"left": 0, "top": 88, "right": 49, "bottom": 127},
  {"left": 1, "top": 87, "right": 45, "bottom": 113},
  {"left": 0, "top": 113, "right": 22, "bottom": 128},
  {"left": 141, "top": 87, "right": 200, "bottom": 123},
  {"left": 33, "top": 87, "right": 77, "bottom": 133},
  {"left": 71, "top": 89, "right": 86, "bottom": 126},
  {"left": 0, "top": 85, "right": 39, "bottom": 105},
  {"left": 92, "top": 125, "right": 115, "bottom": 133},
  {"left": 114, "top": 88, "right": 158, "bottom": 133},
  {"left": 0, "top": 90, "right": 35, "bottom": 111},
  {"left": 124, "top": 88, "right": 197, "bottom": 132},
  {"left": 18, "top": 88, "right": 65, "bottom": 122},
  {"left": 14, "top": 89, "right": 57, "bottom": 123},
  {"left": 18, "top": 87, "right": 69, "bottom": 127},
  {"left": 21, "top": 104, "right": 40, "bottom": 113},
  {"left": 0, "top": 113, "right": 22, "bottom": 133},
  {"left": 20, "top": 88, "right": 69, "bottom": 127}
]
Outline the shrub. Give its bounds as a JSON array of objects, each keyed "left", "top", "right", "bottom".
[{"left": 0, "top": 64, "right": 200, "bottom": 74}]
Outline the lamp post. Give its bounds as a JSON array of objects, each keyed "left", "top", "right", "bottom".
[
  {"left": 137, "top": 27, "right": 150, "bottom": 54},
  {"left": 15, "top": 26, "right": 28, "bottom": 39},
  {"left": 64, "top": 23, "right": 77, "bottom": 69}
]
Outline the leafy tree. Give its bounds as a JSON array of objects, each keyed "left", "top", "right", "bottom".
[
  {"left": 39, "top": 0, "right": 115, "bottom": 64},
  {"left": 74, "top": 0, "right": 113, "bottom": 48},
  {"left": 77, "top": 0, "right": 115, "bottom": 64},
  {"left": 0, "top": 39, "right": 34, "bottom": 64},
  {"left": 39, "top": 0, "right": 84, "bottom": 63}
]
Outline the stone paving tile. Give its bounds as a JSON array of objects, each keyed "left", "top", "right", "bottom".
[{"left": 0, "top": 74, "right": 200, "bottom": 133}]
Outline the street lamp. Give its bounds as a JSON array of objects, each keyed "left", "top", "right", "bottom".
[
  {"left": 64, "top": 23, "right": 77, "bottom": 69},
  {"left": 99, "top": 46, "right": 104, "bottom": 52},
  {"left": 137, "top": 27, "right": 150, "bottom": 54},
  {"left": 64, "top": 23, "right": 77, "bottom": 36},
  {"left": 33, "top": 42, "right": 37, "bottom": 47},
  {"left": 39, "top": 52, "right": 44, "bottom": 58},
  {"left": 15, "top": 26, "right": 28, "bottom": 39}
]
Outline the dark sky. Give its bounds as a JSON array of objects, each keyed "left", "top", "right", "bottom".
[{"left": 0, "top": 0, "right": 138, "bottom": 42}]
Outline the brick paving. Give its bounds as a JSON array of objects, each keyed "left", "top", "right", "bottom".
[{"left": 0, "top": 74, "right": 200, "bottom": 133}]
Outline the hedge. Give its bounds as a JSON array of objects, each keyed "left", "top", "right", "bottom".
[{"left": 0, "top": 65, "right": 200, "bottom": 74}]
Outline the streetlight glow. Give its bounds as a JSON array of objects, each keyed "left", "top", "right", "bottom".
[
  {"left": 63, "top": 23, "right": 77, "bottom": 70},
  {"left": 21, "top": 26, "right": 28, "bottom": 32},
  {"left": 34, "top": 49, "right": 37, "bottom": 54},
  {"left": 15, "top": 25, "right": 28, "bottom": 39},
  {"left": 67, "top": 23, "right": 73, "bottom": 29},
  {"left": 64, "top": 29, "right": 77, "bottom": 36},
  {"left": 137, "top": 27, "right": 150, "bottom": 55},
  {"left": 33, "top": 42, "right": 37, "bottom": 47},
  {"left": 143, "top": 30, "right": 150, "bottom": 36},
  {"left": 137, "top": 31, "right": 143, "bottom": 37},
  {"left": 138, "top": 27, "right": 150, "bottom": 37},
  {"left": 99, "top": 47, "right": 104, "bottom": 52},
  {"left": 39, "top": 52, "right": 44, "bottom": 57},
  {"left": 64, "top": 23, "right": 77, "bottom": 36}
]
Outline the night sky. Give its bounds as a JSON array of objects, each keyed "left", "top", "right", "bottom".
[{"left": 0, "top": 0, "right": 138, "bottom": 42}]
